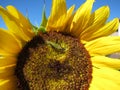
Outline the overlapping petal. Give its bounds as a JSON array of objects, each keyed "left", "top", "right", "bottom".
[
  {"left": 0, "top": 64, "right": 16, "bottom": 79},
  {"left": 0, "top": 6, "right": 34, "bottom": 43},
  {"left": 89, "top": 67, "right": 120, "bottom": 90},
  {"left": 0, "top": 28, "right": 21, "bottom": 55},
  {"left": 91, "top": 56, "right": 120, "bottom": 70},
  {"left": 80, "top": 6, "right": 110, "bottom": 40},
  {"left": 81, "top": 18, "right": 119, "bottom": 41},
  {"left": 85, "top": 36, "right": 120, "bottom": 56},
  {"left": 46, "top": 0, "right": 75, "bottom": 32},
  {"left": 70, "top": 0, "right": 95, "bottom": 37},
  {"left": 0, "top": 76, "right": 17, "bottom": 90},
  {"left": 84, "top": 6, "right": 110, "bottom": 28},
  {"left": 6, "top": 5, "right": 34, "bottom": 38},
  {"left": 0, "top": 56, "right": 17, "bottom": 67}
]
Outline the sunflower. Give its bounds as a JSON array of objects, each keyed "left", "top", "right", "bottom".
[{"left": 0, "top": 0, "right": 120, "bottom": 90}]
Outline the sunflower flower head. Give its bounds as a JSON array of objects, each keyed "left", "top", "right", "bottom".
[{"left": 0, "top": 0, "right": 120, "bottom": 90}]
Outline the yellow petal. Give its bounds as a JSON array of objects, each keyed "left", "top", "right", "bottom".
[
  {"left": 0, "top": 76, "right": 17, "bottom": 90},
  {"left": 49, "top": 0, "right": 67, "bottom": 23},
  {"left": 89, "top": 84, "right": 99, "bottom": 90},
  {"left": 59, "top": 5, "right": 75, "bottom": 32},
  {"left": 86, "top": 6, "right": 109, "bottom": 27},
  {"left": 90, "top": 75, "right": 120, "bottom": 90},
  {"left": 93, "top": 67, "right": 120, "bottom": 84},
  {"left": 80, "top": 6, "right": 110, "bottom": 40},
  {"left": 65, "top": 6, "right": 75, "bottom": 33},
  {"left": 70, "top": 0, "right": 95, "bottom": 37},
  {"left": 47, "top": 0, "right": 75, "bottom": 32},
  {"left": 91, "top": 56, "right": 120, "bottom": 70},
  {"left": 0, "top": 28, "right": 21, "bottom": 55},
  {"left": 82, "top": 18, "right": 119, "bottom": 41},
  {"left": 0, "top": 6, "right": 34, "bottom": 42},
  {"left": 0, "top": 64, "right": 16, "bottom": 79},
  {"left": 47, "top": 0, "right": 67, "bottom": 30},
  {"left": 0, "top": 56, "right": 17, "bottom": 67},
  {"left": 89, "top": 67, "right": 120, "bottom": 90},
  {"left": 85, "top": 36, "right": 120, "bottom": 56},
  {"left": 6, "top": 5, "right": 34, "bottom": 39}
]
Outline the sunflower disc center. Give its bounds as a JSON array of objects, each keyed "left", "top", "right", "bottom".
[{"left": 15, "top": 32, "right": 92, "bottom": 90}]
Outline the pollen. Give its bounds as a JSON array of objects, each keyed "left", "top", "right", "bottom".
[{"left": 15, "top": 31, "right": 92, "bottom": 90}]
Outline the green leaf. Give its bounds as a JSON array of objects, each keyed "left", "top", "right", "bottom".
[
  {"left": 40, "top": 4, "right": 47, "bottom": 28},
  {"left": 38, "top": 26, "right": 46, "bottom": 33}
]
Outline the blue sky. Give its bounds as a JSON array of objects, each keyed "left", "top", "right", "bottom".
[{"left": 0, "top": 0, "right": 120, "bottom": 29}]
